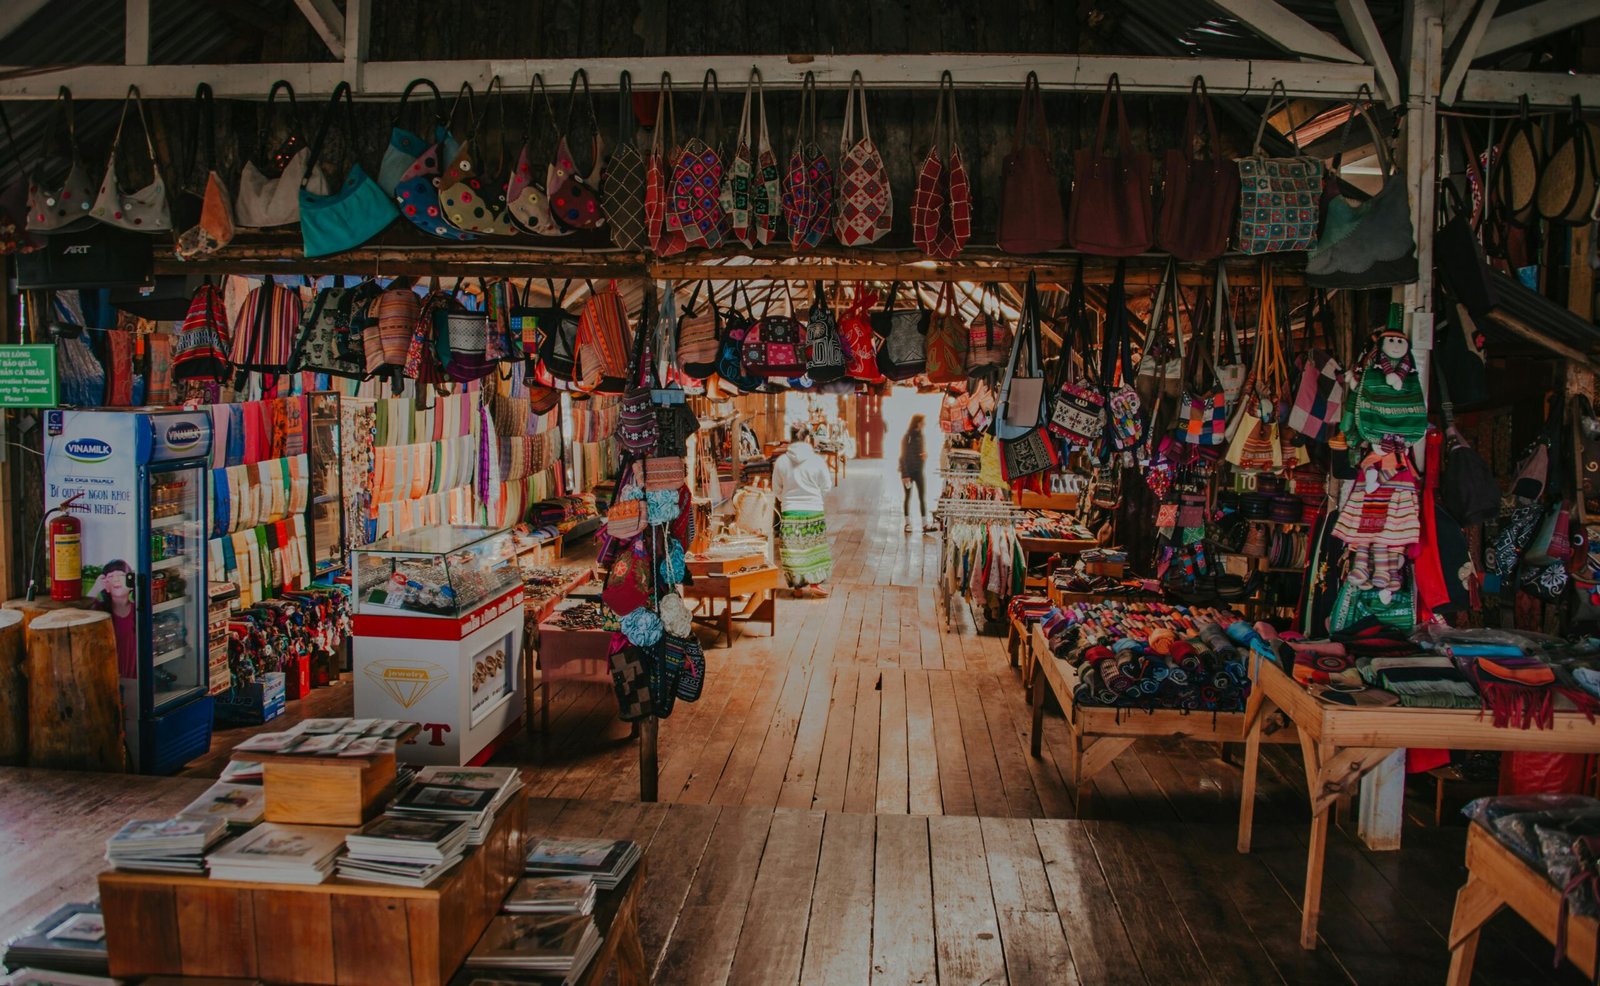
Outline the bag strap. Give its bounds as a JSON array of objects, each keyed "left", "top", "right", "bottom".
[
  {"left": 1183, "top": 76, "right": 1221, "bottom": 162},
  {"left": 932, "top": 71, "right": 961, "bottom": 161},
  {"left": 1064, "top": 259, "right": 1099, "bottom": 387},
  {"left": 996, "top": 272, "right": 1039, "bottom": 427},
  {"left": 842, "top": 70, "right": 874, "bottom": 153},
  {"left": 656, "top": 280, "right": 678, "bottom": 380},
  {"left": 797, "top": 71, "right": 819, "bottom": 149},
  {"left": 1014, "top": 71, "right": 1050, "bottom": 153},
  {"left": 1101, "top": 261, "right": 1134, "bottom": 387},
  {"left": 694, "top": 69, "right": 722, "bottom": 146},
  {"left": 107, "top": 85, "right": 162, "bottom": 180},
  {"left": 523, "top": 73, "right": 555, "bottom": 146},
  {"left": 1092, "top": 74, "right": 1134, "bottom": 159},
  {"left": 257, "top": 80, "right": 300, "bottom": 165},
  {"left": 302, "top": 81, "right": 358, "bottom": 188},
  {"left": 1252, "top": 79, "right": 1304, "bottom": 156},
  {"left": 184, "top": 83, "right": 216, "bottom": 187},
  {"left": 737, "top": 69, "right": 758, "bottom": 152},
  {"left": 393, "top": 78, "right": 443, "bottom": 135},
  {"left": 473, "top": 75, "right": 509, "bottom": 173},
  {"left": 652, "top": 73, "right": 677, "bottom": 156},
  {"left": 616, "top": 70, "right": 636, "bottom": 147},
  {"left": 563, "top": 69, "right": 602, "bottom": 172},
  {"left": 628, "top": 282, "right": 654, "bottom": 388}
]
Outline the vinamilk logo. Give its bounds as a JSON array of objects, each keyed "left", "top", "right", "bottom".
[
  {"left": 165, "top": 422, "right": 202, "bottom": 450},
  {"left": 63, "top": 438, "right": 112, "bottom": 463}
]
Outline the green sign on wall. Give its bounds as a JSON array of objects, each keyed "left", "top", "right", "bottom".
[{"left": 0, "top": 344, "right": 58, "bottom": 407}]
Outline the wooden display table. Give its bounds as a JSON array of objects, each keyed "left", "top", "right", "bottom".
[
  {"left": 1029, "top": 625, "right": 1297, "bottom": 815},
  {"left": 99, "top": 791, "right": 527, "bottom": 986},
  {"left": 572, "top": 859, "right": 648, "bottom": 986},
  {"left": 1447, "top": 824, "right": 1597, "bottom": 985},
  {"left": 1016, "top": 536, "right": 1098, "bottom": 591},
  {"left": 1237, "top": 655, "right": 1600, "bottom": 950},
  {"left": 683, "top": 566, "right": 782, "bottom": 648}
]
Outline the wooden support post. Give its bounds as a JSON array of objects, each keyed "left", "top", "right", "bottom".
[
  {"left": 1029, "top": 668, "right": 1046, "bottom": 758},
  {"left": 1444, "top": 876, "right": 1505, "bottom": 986},
  {"left": 0, "top": 609, "right": 24, "bottom": 765},
  {"left": 638, "top": 715, "right": 658, "bottom": 802},
  {"left": 25, "top": 609, "right": 127, "bottom": 772},
  {"left": 1357, "top": 748, "right": 1408, "bottom": 850}
]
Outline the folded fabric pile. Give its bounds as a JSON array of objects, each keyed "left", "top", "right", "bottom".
[
  {"left": 1007, "top": 595, "right": 1052, "bottom": 625},
  {"left": 1429, "top": 632, "right": 1600, "bottom": 728},
  {"left": 1039, "top": 600, "right": 1249, "bottom": 712},
  {"left": 528, "top": 495, "right": 600, "bottom": 532},
  {"left": 1016, "top": 512, "right": 1095, "bottom": 541},
  {"left": 1356, "top": 655, "right": 1479, "bottom": 709}
]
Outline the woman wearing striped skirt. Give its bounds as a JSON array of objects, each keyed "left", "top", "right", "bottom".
[{"left": 772, "top": 430, "right": 834, "bottom": 598}]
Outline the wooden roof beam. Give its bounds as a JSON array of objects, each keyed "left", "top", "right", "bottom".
[
  {"left": 1475, "top": 0, "right": 1600, "bottom": 60},
  {"left": 1440, "top": 0, "right": 1499, "bottom": 105},
  {"left": 1204, "top": 0, "right": 1365, "bottom": 64},
  {"left": 291, "top": 0, "right": 346, "bottom": 62},
  {"left": 125, "top": 0, "right": 149, "bottom": 67},
  {"left": 0, "top": 0, "right": 50, "bottom": 43},
  {"left": 1334, "top": 0, "right": 1402, "bottom": 105},
  {"left": 1458, "top": 68, "right": 1600, "bottom": 107}
]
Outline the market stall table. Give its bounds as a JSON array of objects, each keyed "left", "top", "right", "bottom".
[
  {"left": 571, "top": 859, "right": 647, "bottom": 986},
  {"left": 1236, "top": 655, "right": 1600, "bottom": 950},
  {"left": 1016, "top": 535, "right": 1098, "bottom": 592},
  {"left": 682, "top": 566, "right": 782, "bottom": 648},
  {"left": 1029, "top": 624, "right": 1298, "bottom": 815}
]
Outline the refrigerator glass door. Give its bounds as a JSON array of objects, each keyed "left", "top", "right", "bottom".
[{"left": 147, "top": 461, "right": 206, "bottom": 710}]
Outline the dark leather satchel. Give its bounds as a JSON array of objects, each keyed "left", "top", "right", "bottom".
[
  {"left": 998, "top": 71, "right": 1065, "bottom": 254},
  {"left": 1069, "top": 74, "right": 1152, "bottom": 257},
  {"left": 1156, "top": 77, "right": 1238, "bottom": 262}
]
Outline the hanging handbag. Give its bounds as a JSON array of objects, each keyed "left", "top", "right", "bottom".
[
  {"left": 716, "top": 283, "right": 765, "bottom": 392},
  {"left": 610, "top": 638, "right": 655, "bottom": 723},
  {"left": 783, "top": 72, "right": 833, "bottom": 251},
  {"left": 1493, "top": 96, "right": 1544, "bottom": 230},
  {"left": 677, "top": 282, "right": 721, "bottom": 380},
  {"left": 966, "top": 283, "right": 1014, "bottom": 377},
  {"left": 1284, "top": 291, "right": 1346, "bottom": 443},
  {"left": 804, "top": 282, "right": 847, "bottom": 385},
  {"left": 924, "top": 282, "right": 969, "bottom": 384},
  {"left": 434, "top": 280, "right": 498, "bottom": 383},
  {"left": 603, "top": 71, "right": 649, "bottom": 249},
  {"left": 1157, "top": 77, "right": 1238, "bottom": 262},
  {"left": 998, "top": 71, "right": 1066, "bottom": 254},
  {"left": 645, "top": 455, "right": 687, "bottom": 491},
  {"left": 393, "top": 82, "right": 476, "bottom": 242},
  {"left": 1135, "top": 259, "right": 1186, "bottom": 410},
  {"left": 507, "top": 75, "right": 570, "bottom": 238},
  {"left": 26, "top": 87, "right": 96, "bottom": 234},
  {"left": 1069, "top": 74, "right": 1153, "bottom": 256},
  {"left": 999, "top": 272, "right": 1051, "bottom": 440},
  {"left": 379, "top": 78, "right": 446, "bottom": 196},
  {"left": 1225, "top": 263, "right": 1294, "bottom": 473},
  {"left": 835, "top": 71, "right": 893, "bottom": 246},
  {"left": 1306, "top": 88, "right": 1418, "bottom": 288},
  {"left": 1236, "top": 81, "right": 1325, "bottom": 255},
  {"left": 1172, "top": 272, "right": 1229, "bottom": 447},
  {"left": 744, "top": 285, "right": 808, "bottom": 377},
  {"left": 872, "top": 281, "right": 931, "bottom": 381},
  {"left": 668, "top": 69, "right": 728, "bottom": 250},
  {"left": 174, "top": 84, "right": 235, "bottom": 259},
  {"left": 1536, "top": 96, "right": 1600, "bottom": 224},
  {"left": 645, "top": 73, "right": 688, "bottom": 256},
  {"left": 912, "top": 72, "right": 972, "bottom": 260},
  {"left": 293, "top": 280, "right": 380, "bottom": 380},
  {"left": 437, "top": 76, "right": 518, "bottom": 237},
  {"left": 577, "top": 280, "right": 632, "bottom": 394},
  {"left": 1048, "top": 261, "right": 1106, "bottom": 445},
  {"left": 722, "top": 68, "right": 782, "bottom": 248},
  {"left": 233, "top": 81, "right": 327, "bottom": 229},
  {"left": 1102, "top": 263, "right": 1145, "bottom": 451},
  {"left": 1211, "top": 262, "right": 1248, "bottom": 407},
  {"left": 526, "top": 279, "right": 580, "bottom": 389},
  {"left": 838, "top": 285, "right": 884, "bottom": 383},
  {"left": 299, "top": 82, "right": 399, "bottom": 258},
  {"left": 89, "top": 86, "right": 172, "bottom": 233},
  {"left": 619, "top": 288, "right": 661, "bottom": 457},
  {"left": 230, "top": 277, "right": 301, "bottom": 389},
  {"left": 172, "top": 279, "right": 230, "bottom": 384},
  {"left": 547, "top": 69, "right": 606, "bottom": 233}
]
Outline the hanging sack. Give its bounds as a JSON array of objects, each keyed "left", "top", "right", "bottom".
[
  {"left": 838, "top": 285, "right": 884, "bottom": 383},
  {"left": 437, "top": 76, "right": 518, "bottom": 237},
  {"left": 368, "top": 277, "right": 418, "bottom": 383},
  {"left": 1172, "top": 280, "right": 1229, "bottom": 447},
  {"left": 1306, "top": 88, "right": 1418, "bottom": 288},
  {"left": 1536, "top": 96, "right": 1600, "bottom": 225},
  {"left": 998, "top": 71, "right": 1066, "bottom": 254},
  {"left": 645, "top": 455, "right": 687, "bottom": 491},
  {"left": 835, "top": 71, "right": 893, "bottom": 246},
  {"left": 1235, "top": 81, "right": 1325, "bottom": 254},
  {"left": 393, "top": 82, "right": 477, "bottom": 242},
  {"left": 668, "top": 70, "right": 728, "bottom": 250},
  {"left": 924, "top": 282, "right": 969, "bottom": 384},
  {"left": 1101, "top": 262, "right": 1145, "bottom": 451},
  {"left": 1211, "top": 262, "right": 1248, "bottom": 407},
  {"left": 89, "top": 86, "right": 172, "bottom": 233},
  {"left": 619, "top": 289, "right": 661, "bottom": 457},
  {"left": 507, "top": 75, "right": 570, "bottom": 238},
  {"left": 172, "top": 279, "right": 230, "bottom": 384},
  {"left": 1225, "top": 263, "right": 1294, "bottom": 473},
  {"left": 434, "top": 280, "right": 499, "bottom": 383},
  {"left": 1069, "top": 74, "right": 1153, "bottom": 256},
  {"left": 26, "top": 87, "right": 97, "bottom": 234},
  {"left": 998, "top": 272, "right": 1051, "bottom": 440},
  {"left": 299, "top": 82, "right": 399, "bottom": 258},
  {"left": 603, "top": 71, "right": 649, "bottom": 249},
  {"left": 721, "top": 68, "right": 782, "bottom": 248},
  {"left": 1157, "top": 77, "right": 1238, "bottom": 261},
  {"left": 677, "top": 283, "right": 722, "bottom": 380},
  {"left": 716, "top": 283, "right": 765, "bottom": 392},
  {"left": 0, "top": 105, "right": 40, "bottom": 253},
  {"left": 782, "top": 72, "right": 833, "bottom": 251},
  {"left": 912, "top": 72, "right": 973, "bottom": 260},
  {"left": 1048, "top": 261, "right": 1106, "bottom": 445},
  {"left": 804, "top": 282, "right": 847, "bottom": 384},
  {"left": 233, "top": 81, "right": 327, "bottom": 229},
  {"left": 872, "top": 281, "right": 931, "bottom": 381},
  {"left": 1285, "top": 292, "right": 1346, "bottom": 443},
  {"left": 602, "top": 536, "right": 652, "bottom": 616},
  {"left": 744, "top": 285, "right": 808, "bottom": 377},
  {"left": 1135, "top": 259, "right": 1186, "bottom": 410},
  {"left": 650, "top": 285, "right": 699, "bottom": 452},
  {"left": 966, "top": 283, "right": 1014, "bottom": 378},
  {"left": 229, "top": 277, "right": 301, "bottom": 389},
  {"left": 174, "top": 84, "right": 236, "bottom": 259},
  {"left": 293, "top": 279, "right": 380, "bottom": 380},
  {"left": 547, "top": 69, "right": 607, "bottom": 233},
  {"left": 577, "top": 280, "right": 632, "bottom": 394},
  {"left": 1493, "top": 96, "right": 1544, "bottom": 230},
  {"left": 645, "top": 73, "right": 688, "bottom": 256},
  {"left": 378, "top": 78, "right": 446, "bottom": 196}
]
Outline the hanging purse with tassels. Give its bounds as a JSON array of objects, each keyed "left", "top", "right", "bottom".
[
  {"left": 835, "top": 71, "right": 893, "bottom": 246},
  {"left": 912, "top": 72, "right": 972, "bottom": 260},
  {"left": 783, "top": 72, "right": 833, "bottom": 251},
  {"left": 966, "top": 283, "right": 1014, "bottom": 378},
  {"left": 668, "top": 70, "right": 727, "bottom": 250},
  {"left": 603, "top": 71, "right": 648, "bottom": 249},
  {"left": 721, "top": 68, "right": 781, "bottom": 248},
  {"left": 1048, "top": 260, "right": 1106, "bottom": 446}
]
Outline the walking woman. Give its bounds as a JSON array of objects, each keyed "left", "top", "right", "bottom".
[
  {"left": 900, "top": 414, "right": 939, "bottom": 534},
  {"left": 773, "top": 429, "right": 834, "bottom": 597}
]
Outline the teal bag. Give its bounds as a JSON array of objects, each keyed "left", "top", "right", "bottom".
[
  {"left": 1328, "top": 580, "right": 1413, "bottom": 632},
  {"left": 300, "top": 82, "right": 397, "bottom": 258}
]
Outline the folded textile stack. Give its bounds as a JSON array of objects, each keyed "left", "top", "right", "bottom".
[
  {"left": 1356, "top": 655, "right": 1479, "bottom": 709},
  {"left": 1007, "top": 595, "right": 1051, "bottom": 625},
  {"left": 1016, "top": 512, "right": 1095, "bottom": 541}
]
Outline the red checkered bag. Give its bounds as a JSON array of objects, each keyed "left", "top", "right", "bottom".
[
  {"left": 646, "top": 73, "right": 687, "bottom": 257},
  {"left": 782, "top": 72, "right": 832, "bottom": 251},
  {"left": 835, "top": 71, "right": 892, "bottom": 246},
  {"left": 668, "top": 70, "right": 727, "bottom": 250},
  {"left": 912, "top": 72, "right": 971, "bottom": 260}
]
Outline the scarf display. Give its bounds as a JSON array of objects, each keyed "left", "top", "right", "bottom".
[{"left": 1038, "top": 600, "right": 1250, "bottom": 711}]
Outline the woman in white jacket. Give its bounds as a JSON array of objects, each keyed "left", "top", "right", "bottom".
[{"left": 772, "top": 430, "right": 834, "bottom": 597}]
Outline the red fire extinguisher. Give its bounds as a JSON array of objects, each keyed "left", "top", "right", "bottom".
[{"left": 46, "top": 493, "right": 85, "bottom": 602}]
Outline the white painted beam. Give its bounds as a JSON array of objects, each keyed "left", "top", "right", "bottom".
[
  {"left": 1476, "top": 0, "right": 1600, "bottom": 60},
  {"left": 1439, "top": 0, "right": 1499, "bottom": 105},
  {"left": 1206, "top": 0, "right": 1365, "bottom": 63},
  {"left": 0, "top": 54, "right": 1376, "bottom": 100},
  {"left": 1459, "top": 68, "right": 1600, "bottom": 107},
  {"left": 292, "top": 0, "right": 346, "bottom": 62},
  {"left": 1442, "top": 0, "right": 1476, "bottom": 49},
  {"left": 343, "top": 0, "right": 370, "bottom": 79},
  {"left": 1334, "top": 0, "right": 1402, "bottom": 105},
  {"left": 125, "top": 0, "right": 149, "bottom": 67},
  {"left": 0, "top": 0, "right": 50, "bottom": 42}
]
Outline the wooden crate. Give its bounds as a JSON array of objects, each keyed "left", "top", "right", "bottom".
[
  {"left": 100, "top": 791, "right": 526, "bottom": 986},
  {"left": 685, "top": 552, "right": 768, "bottom": 576}
]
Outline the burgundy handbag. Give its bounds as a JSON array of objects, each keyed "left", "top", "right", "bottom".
[
  {"left": 1157, "top": 77, "right": 1239, "bottom": 262},
  {"left": 1068, "top": 74, "right": 1153, "bottom": 257},
  {"left": 998, "top": 71, "right": 1066, "bottom": 254}
]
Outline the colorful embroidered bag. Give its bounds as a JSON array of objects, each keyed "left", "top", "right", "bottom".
[
  {"left": 782, "top": 73, "right": 833, "bottom": 251},
  {"left": 172, "top": 279, "right": 230, "bottom": 383},
  {"left": 619, "top": 292, "right": 660, "bottom": 457},
  {"left": 677, "top": 282, "right": 721, "bottom": 380},
  {"left": 835, "top": 71, "right": 893, "bottom": 246},
  {"left": 173, "top": 84, "right": 236, "bottom": 260},
  {"left": 872, "top": 282, "right": 931, "bottom": 381},
  {"left": 547, "top": 69, "right": 606, "bottom": 233},
  {"left": 437, "top": 77, "right": 517, "bottom": 237},
  {"left": 577, "top": 280, "right": 632, "bottom": 394},
  {"left": 720, "top": 68, "right": 781, "bottom": 248},
  {"left": 1236, "top": 81, "right": 1325, "bottom": 254},
  {"left": 998, "top": 272, "right": 1051, "bottom": 440},
  {"left": 394, "top": 82, "right": 475, "bottom": 242},
  {"left": 1285, "top": 293, "right": 1345, "bottom": 443},
  {"left": 506, "top": 75, "right": 570, "bottom": 238},
  {"left": 912, "top": 72, "right": 972, "bottom": 260},
  {"left": 1172, "top": 271, "right": 1229, "bottom": 447},
  {"left": 668, "top": 70, "right": 727, "bottom": 250},
  {"left": 744, "top": 285, "right": 807, "bottom": 377},
  {"left": 924, "top": 282, "right": 969, "bottom": 384},
  {"left": 1048, "top": 263, "right": 1105, "bottom": 445},
  {"left": 602, "top": 71, "right": 648, "bottom": 249},
  {"left": 804, "top": 282, "right": 847, "bottom": 384},
  {"left": 716, "top": 283, "right": 765, "bottom": 392},
  {"left": 1101, "top": 263, "right": 1146, "bottom": 450},
  {"left": 966, "top": 283, "right": 1014, "bottom": 377},
  {"left": 838, "top": 286, "right": 884, "bottom": 383}
]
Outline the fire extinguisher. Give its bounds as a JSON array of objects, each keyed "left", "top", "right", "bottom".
[{"left": 37, "top": 493, "right": 86, "bottom": 602}]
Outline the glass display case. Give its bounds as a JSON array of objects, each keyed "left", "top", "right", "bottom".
[
  {"left": 351, "top": 525, "right": 521, "bottom": 618},
  {"left": 306, "top": 392, "right": 346, "bottom": 577}
]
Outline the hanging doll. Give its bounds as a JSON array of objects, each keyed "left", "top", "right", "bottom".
[
  {"left": 1343, "top": 327, "right": 1428, "bottom": 448},
  {"left": 1331, "top": 441, "right": 1421, "bottom": 601}
]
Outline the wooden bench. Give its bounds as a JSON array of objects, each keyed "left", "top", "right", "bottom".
[
  {"left": 1447, "top": 823, "right": 1597, "bottom": 985},
  {"left": 682, "top": 566, "right": 782, "bottom": 648}
]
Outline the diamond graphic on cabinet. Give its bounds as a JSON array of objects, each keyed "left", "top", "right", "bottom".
[{"left": 363, "top": 659, "right": 450, "bottom": 708}]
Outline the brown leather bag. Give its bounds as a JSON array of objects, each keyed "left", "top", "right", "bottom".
[
  {"left": 1157, "top": 77, "right": 1239, "bottom": 262},
  {"left": 1068, "top": 74, "right": 1152, "bottom": 256},
  {"left": 998, "top": 71, "right": 1065, "bottom": 254}
]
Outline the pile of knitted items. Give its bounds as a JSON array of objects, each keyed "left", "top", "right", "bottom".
[
  {"left": 1357, "top": 655, "right": 1479, "bottom": 709},
  {"left": 1431, "top": 632, "right": 1600, "bottom": 728},
  {"left": 1039, "top": 600, "right": 1249, "bottom": 712},
  {"left": 1007, "top": 595, "right": 1052, "bottom": 625}
]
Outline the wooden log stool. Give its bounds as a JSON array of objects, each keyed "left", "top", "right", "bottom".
[
  {"left": 0, "top": 609, "right": 24, "bottom": 765},
  {"left": 25, "top": 608, "right": 127, "bottom": 772}
]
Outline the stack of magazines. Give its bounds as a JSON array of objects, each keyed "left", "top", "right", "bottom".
[
  {"left": 176, "top": 781, "right": 266, "bottom": 828},
  {"left": 231, "top": 718, "right": 413, "bottom": 758},
  {"left": 465, "top": 914, "right": 600, "bottom": 982},
  {"left": 104, "top": 817, "right": 227, "bottom": 873},
  {"left": 524, "top": 837, "right": 640, "bottom": 890},
  {"left": 0, "top": 903, "right": 107, "bottom": 976},
  {"left": 395, "top": 766, "right": 523, "bottom": 846},
  {"left": 206, "top": 823, "right": 350, "bottom": 885},
  {"left": 336, "top": 816, "right": 470, "bottom": 888},
  {"left": 503, "top": 875, "right": 597, "bottom": 915}
]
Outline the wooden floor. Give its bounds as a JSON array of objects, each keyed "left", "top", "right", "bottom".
[{"left": 3, "top": 461, "right": 1586, "bottom": 983}]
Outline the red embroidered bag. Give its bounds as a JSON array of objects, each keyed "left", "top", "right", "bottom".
[
  {"left": 835, "top": 71, "right": 892, "bottom": 246},
  {"left": 912, "top": 72, "right": 972, "bottom": 260},
  {"left": 782, "top": 72, "right": 833, "bottom": 251},
  {"left": 924, "top": 282, "right": 968, "bottom": 384},
  {"left": 668, "top": 70, "right": 727, "bottom": 250},
  {"left": 837, "top": 285, "right": 884, "bottom": 383},
  {"left": 645, "top": 73, "right": 687, "bottom": 257}
]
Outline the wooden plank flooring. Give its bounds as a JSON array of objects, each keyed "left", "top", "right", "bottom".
[{"left": 6, "top": 460, "right": 1587, "bottom": 983}]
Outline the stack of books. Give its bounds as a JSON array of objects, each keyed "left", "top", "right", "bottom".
[
  {"left": 176, "top": 781, "right": 266, "bottom": 828},
  {"left": 335, "top": 816, "right": 470, "bottom": 888},
  {"left": 465, "top": 914, "right": 601, "bottom": 982},
  {"left": 0, "top": 903, "right": 108, "bottom": 976},
  {"left": 524, "top": 837, "right": 640, "bottom": 890},
  {"left": 205, "top": 823, "right": 350, "bottom": 885},
  {"left": 393, "top": 766, "right": 523, "bottom": 846},
  {"left": 231, "top": 719, "right": 413, "bottom": 757},
  {"left": 104, "top": 817, "right": 227, "bottom": 874},
  {"left": 503, "top": 875, "right": 597, "bottom": 916}
]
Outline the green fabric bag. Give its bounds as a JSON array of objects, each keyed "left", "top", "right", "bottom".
[{"left": 1329, "top": 580, "right": 1414, "bottom": 633}]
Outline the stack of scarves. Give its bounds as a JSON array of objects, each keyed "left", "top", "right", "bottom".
[
  {"left": 1356, "top": 655, "right": 1479, "bottom": 708},
  {"left": 1007, "top": 595, "right": 1052, "bottom": 625}
]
